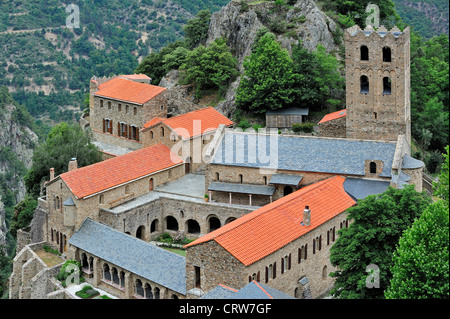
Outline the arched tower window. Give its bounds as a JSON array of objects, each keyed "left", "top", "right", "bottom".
[
  {"left": 383, "top": 47, "right": 391, "bottom": 62},
  {"left": 360, "top": 45, "right": 369, "bottom": 61},
  {"left": 383, "top": 77, "right": 392, "bottom": 94},
  {"left": 360, "top": 75, "right": 369, "bottom": 93}
]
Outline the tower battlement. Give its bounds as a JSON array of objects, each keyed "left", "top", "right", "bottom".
[{"left": 346, "top": 25, "right": 410, "bottom": 40}]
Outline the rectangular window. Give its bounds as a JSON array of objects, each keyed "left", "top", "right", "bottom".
[{"left": 194, "top": 266, "right": 201, "bottom": 288}]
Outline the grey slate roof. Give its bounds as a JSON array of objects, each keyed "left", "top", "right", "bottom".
[
  {"left": 269, "top": 174, "right": 303, "bottom": 186},
  {"left": 343, "top": 177, "right": 390, "bottom": 200},
  {"left": 201, "top": 281, "right": 295, "bottom": 299},
  {"left": 211, "top": 132, "right": 396, "bottom": 177},
  {"left": 208, "top": 182, "right": 275, "bottom": 196},
  {"left": 402, "top": 154, "right": 424, "bottom": 169},
  {"left": 391, "top": 171, "right": 411, "bottom": 189},
  {"left": 68, "top": 218, "right": 186, "bottom": 294},
  {"left": 63, "top": 197, "right": 75, "bottom": 206}
]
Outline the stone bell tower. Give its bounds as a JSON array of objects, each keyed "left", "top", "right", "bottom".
[{"left": 344, "top": 25, "right": 411, "bottom": 149}]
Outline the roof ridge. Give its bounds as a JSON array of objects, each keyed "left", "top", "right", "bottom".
[{"left": 252, "top": 281, "right": 274, "bottom": 299}]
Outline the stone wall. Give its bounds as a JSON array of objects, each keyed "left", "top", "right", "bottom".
[
  {"left": 345, "top": 26, "right": 411, "bottom": 145},
  {"left": 185, "top": 211, "right": 351, "bottom": 299},
  {"left": 318, "top": 117, "right": 346, "bottom": 138}
]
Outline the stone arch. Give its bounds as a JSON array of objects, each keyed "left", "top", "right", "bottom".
[
  {"left": 186, "top": 219, "right": 201, "bottom": 234},
  {"left": 165, "top": 216, "right": 179, "bottom": 231},
  {"left": 150, "top": 219, "right": 159, "bottom": 233},
  {"left": 225, "top": 217, "right": 236, "bottom": 224},
  {"left": 103, "top": 263, "right": 111, "bottom": 281},
  {"left": 136, "top": 225, "right": 146, "bottom": 240},
  {"left": 360, "top": 75, "right": 369, "bottom": 93},
  {"left": 135, "top": 279, "right": 144, "bottom": 297},
  {"left": 283, "top": 186, "right": 293, "bottom": 196},
  {"left": 207, "top": 215, "right": 221, "bottom": 232},
  {"left": 322, "top": 265, "right": 328, "bottom": 279},
  {"left": 111, "top": 267, "right": 120, "bottom": 285},
  {"left": 144, "top": 283, "right": 153, "bottom": 299},
  {"left": 154, "top": 287, "right": 161, "bottom": 299}
]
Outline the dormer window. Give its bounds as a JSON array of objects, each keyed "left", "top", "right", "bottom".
[{"left": 370, "top": 161, "right": 377, "bottom": 174}]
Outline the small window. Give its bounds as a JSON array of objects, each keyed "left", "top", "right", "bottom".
[
  {"left": 161, "top": 127, "right": 165, "bottom": 137},
  {"left": 239, "top": 174, "right": 243, "bottom": 184},
  {"left": 383, "top": 77, "right": 391, "bottom": 94},
  {"left": 194, "top": 266, "right": 201, "bottom": 288},
  {"left": 360, "top": 75, "right": 369, "bottom": 93},
  {"left": 126, "top": 105, "right": 129, "bottom": 113},
  {"left": 263, "top": 176, "right": 267, "bottom": 185},
  {"left": 373, "top": 112, "right": 377, "bottom": 120},
  {"left": 150, "top": 131, "right": 154, "bottom": 139},
  {"left": 100, "top": 100, "right": 103, "bottom": 107},
  {"left": 215, "top": 172, "right": 220, "bottom": 181},
  {"left": 322, "top": 265, "right": 328, "bottom": 280},
  {"left": 370, "top": 161, "right": 377, "bottom": 174},
  {"left": 118, "top": 103, "right": 122, "bottom": 112},
  {"left": 107, "top": 101, "right": 111, "bottom": 110},
  {"left": 99, "top": 194, "right": 104, "bottom": 204},
  {"left": 125, "top": 185, "right": 130, "bottom": 194},
  {"left": 133, "top": 107, "right": 137, "bottom": 115},
  {"left": 360, "top": 45, "right": 369, "bottom": 61},
  {"left": 160, "top": 105, "right": 164, "bottom": 111},
  {"left": 383, "top": 47, "right": 391, "bottom": 62}
]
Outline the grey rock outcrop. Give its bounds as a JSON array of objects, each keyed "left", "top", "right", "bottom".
[{"left": 205, "top": 0, "right": 339, "bottom": 117}]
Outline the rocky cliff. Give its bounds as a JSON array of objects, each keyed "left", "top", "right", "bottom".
[
  {"left": 203, "top": 0, "right": 339, "bottom": 117},
  {"left": 0, "top": 92, "right": 38, "bottom": 252}
]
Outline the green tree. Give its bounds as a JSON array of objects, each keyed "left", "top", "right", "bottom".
[
  {"left": 433, "top": 145, "right": 449, "bottom": 202},
  {"left": 24, "top": 122, "right": 102, "bottom": 198},
  {"left": 181, "top": 37, "right": 238, "bottom": 97},
  {"left": 236, "top": 32, "right": 297, "bottom": 114},
  {"left": 329, "top": 185, "right": 432, "bottom": 299},
  {"left": 183, "top": 9, "right": 211, "bottom": 49},
  {"left": 311, "top": 44, "right": 345, "bottom": 110},
  {"left": 8, "top": 196, "right": 38, "bottom": 239},
  {"left": 385, "top": 199, "right": 449, "bottom": 299},
  {"left": 0, "top": 248, "right": 11, "bottom": 299}
]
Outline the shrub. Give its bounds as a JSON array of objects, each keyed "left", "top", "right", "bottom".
[
  {"left": 56, "top": 260, "right": 83, "bottom": 287},
  {"left": 292, "top": 122, "right": 315, "bottom": 133},
  {"left": 75, "top": 285, "right": 100, "bottom": 299}
]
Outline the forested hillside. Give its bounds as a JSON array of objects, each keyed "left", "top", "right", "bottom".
[
  {"left": 393, "top": 0, "right": 449, "bottom": 39},
  {"left": 0, "top": 0, "right": 229, "bottom": 132}
]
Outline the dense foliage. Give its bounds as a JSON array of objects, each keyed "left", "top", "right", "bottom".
[
  {"left": 24, "top": 122, "right": 102, "bottom": 198},
  {"left": 236, "top": 32, "right": 343, "bottom": 114},
  {"left": 329, "top": 186, "right": 432, "bottom": 299},
  {"left": 386, "top": 146, "right": 449, "bottom": 299}
]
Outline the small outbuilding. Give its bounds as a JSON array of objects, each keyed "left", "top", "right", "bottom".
[{"left": 266, "top": 107, "right": 309, "bottom": 129}]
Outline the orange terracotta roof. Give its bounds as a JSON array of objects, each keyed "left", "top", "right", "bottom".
[
  {"left": 60, "top": 144, "right": 183, "bottom": 199},
  {"left": 184, "top": 176, "right": 356, "bottom": 266},
  {"left": 142, "top": 107, "right": 234, "bottom": 139},
  {"left": 318, "top": 109, "right": 347, "bottom": 124},
  {"left": 120, "top": 74, "right": 151, "bottom": 80},
  {"left": 94, "top": 77, "right": 166, "bottom": 105}
]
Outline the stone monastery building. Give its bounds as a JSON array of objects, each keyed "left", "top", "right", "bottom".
[{"left": 10, "top": 25, "right": 426, "bottom": 300}]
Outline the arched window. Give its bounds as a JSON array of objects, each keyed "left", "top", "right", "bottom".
[
  {"left": 145, "top": 283, "right": 153, "bottom": 299},
  {"left": 135, "top": 279, "right": 144, "bottom": 297},
  {"left": 373, "top": 112, "right": 378, "bottom": 120},
  {"left": 360, "top": 75, "right": 369, "bottom": 93},
  {"left": 239, "top": 174, "right": 243, "bottom": 184},
  {"left": 263, "top": 176, "right": 267, "bottom": 185},
  {"left": 360, "top": 45, "right": 369, "bottom": 61},
  {"left": 283, "top": 186, "right": 293, "bottom": 196},
  {"left": 99, "top": 194, "right": 104, "bottom": 204},
  {"left": 370, "top": 161, "right": 377, "bottom": 174},
  {"left": 149, "top": 178, "right": 154, "bottom": 191},
  {"left": 383, "top": 77, "right": 392, "bottom": 94},
  {"left": 186, "top": 219, "right": 201, "bottom": 234},
  {"left": 150, "top": 219, "right": 158, "bottom": 233},
  {"left": 103, "top": 264, "right": 111, "bottom": 281},
  {"left": 136, "top": 225, "right": 145, "bottom": 240},
  {"left": 208, "top": 216, "right": 221, "bottom": 232},
  {"left": 166, "top": 216, "right": 178, "bottom": 231},
  {"left": 322, "top": 265, "right": 328, "bottom": 279},
  {"left": 215, "top": 172, "right": 220, "bottom": 181},
  {"left": 383, "top": 47, "right": 391, "bottom": 62},
  {"left": 161, "top": 126, "right": 165, "bottom": 137},
  {"left": 150, "top": 131, "right": 154, "bottom": 139}
]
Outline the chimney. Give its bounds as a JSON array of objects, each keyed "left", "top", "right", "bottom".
[
  {"left": 303, "top": 206, "right": 311, "bottom": 226},
  {"left": 68, "top": 158, "right": 78, "bottom": 171},
  {"left": 50, "top": 168, "right": 55, "bottom": 181}
]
